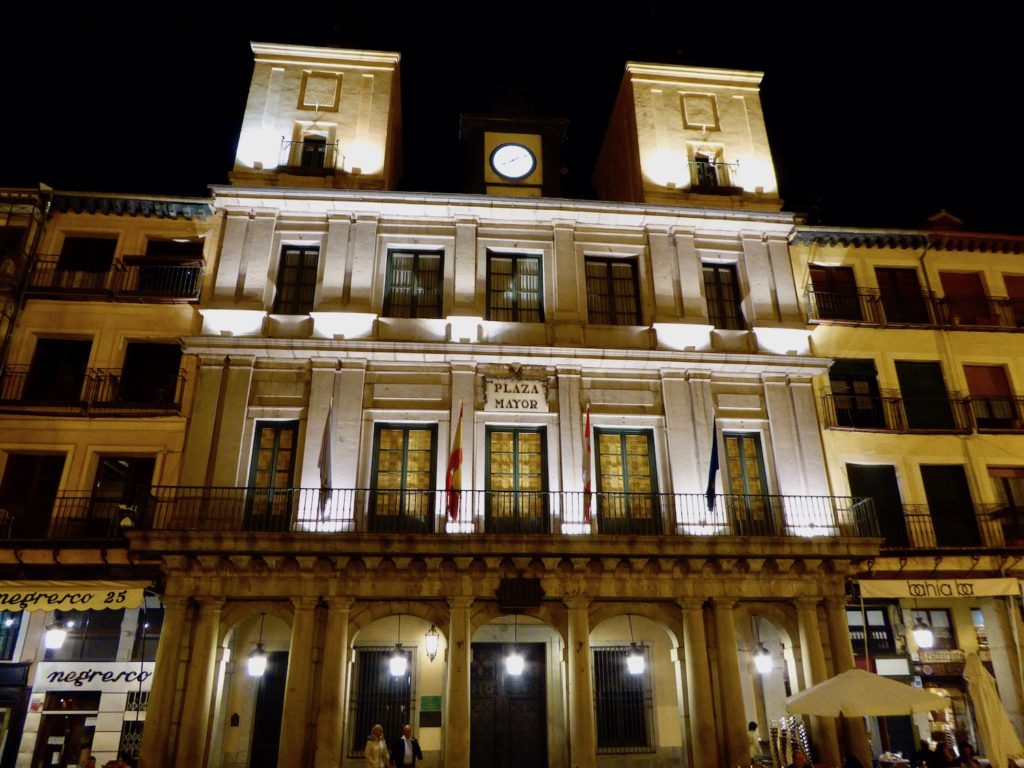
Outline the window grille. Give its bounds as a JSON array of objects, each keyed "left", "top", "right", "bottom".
[
  {"left": 348, "top": 647, "right": 414, "bottom": 757},
  {"left": 593, "top": 645, "right": 654, "bottom": 753}
]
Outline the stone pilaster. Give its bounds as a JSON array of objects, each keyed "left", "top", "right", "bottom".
[
  {"left": 796, "top": 598, "right": 839, "bottom": 765},
  {"left": 444, "top": 597, "right": 473, "bottom": 768},
  {"left": 138, "top": 596, "right": 188, "bottom": 768},
  {"left": 315, "top": 598, "right": 353, "bottom": 768},
  {"left": 565, "top": 596, "right": 597, "bottom": 768},
  {"left": 176, "top": 597, "right": 224, "bottom": 768}
]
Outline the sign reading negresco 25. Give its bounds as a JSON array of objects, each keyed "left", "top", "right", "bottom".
[
  {"left": 0, "top": 581, "right": 145, "bottom": 611},
  {"left": 484, "top": 378, "right": 549, "bottom": 412}
]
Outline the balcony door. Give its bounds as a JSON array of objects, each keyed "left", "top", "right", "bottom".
[
  {"left": 921, "top": 465, "right": 980, "bottom": 546},
  {"left": 940, "top": 272, "right": 993, "bottom": 326},
  {"left": 829, "top": 359, "right": 885, "bottom": 429},
  {"left": 0, "top": 454, "right": 65, "bottom": 538},
  {"left": 25, "top": 338, "right": 91, "bottom": 404},
  {"left": 895, "top": 361, "right": 955, "bottom": 430},
  {"left": 246, "top": 421, "right": 299, "bottom": 532},
  {"left": 370, "top": 424, "right": 436, "bottom": 533},
  {"left": 876, "top": 267, "right": 929, "bottom": 324},
  {"left": 723, "top": 433, "right": 778, "bottom": 535},
  {"left": 486, "top": 427, "right": 547, "bottom": 533},
  {"left": 847, "top": 464, "right": 907, "bottom": 546},
  {"left": 810, "top": 265, "right": 861, "bottom": 321},
  {"left": 87, "top": 457, "right": 155, "bottom": 537},
  {"left": 964, "top": 365, "right": 1019, "bottom": 430},
  {"left": 595, "top": 429, "right": 659, "bottom": 534}
]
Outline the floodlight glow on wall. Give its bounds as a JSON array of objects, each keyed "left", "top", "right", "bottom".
[{"left": 248, "top": 613, "right": 268, "bottom": 677}]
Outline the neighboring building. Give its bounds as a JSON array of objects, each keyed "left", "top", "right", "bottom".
[
  {"left": 124, "top": 45, "right": 879, "bottom": 768},
  {"left": 0, "top": 191, "right": 216, "bottom": 766},
  {"left": 791, "top": 219, "right": 1024, "bottom": 755}
]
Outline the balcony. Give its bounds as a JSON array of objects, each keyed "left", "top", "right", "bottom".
[
  {"left": 278, "top": 139, "right": 341, "bottom": 173},
  {"left": 0, "top": 487, "right": 872, "bottom": 539},
  {"left": 0, "top": 366, "right": 185, "bottom": 415},
  {"left": 821, "top": 390, "right": 973, "bottom": 434},
  {"left": 806, "top": 288, "right": 1024, "bottom": 332},
  {"left": 968, "top": 396, "right": 1024, "bottom": 432},
  {"left": 894, "top": 504, "right": 1007, "bottom": 550},
  {"left": 26, "top": 256, "right": 202, "bottom": 301},
  {"left": 687, "top": 159, "right": 742, "bottom": 195}
]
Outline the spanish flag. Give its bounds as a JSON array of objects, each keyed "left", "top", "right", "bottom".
[{"left": 446, "top": 402, "right": 464, "bottom": 521}]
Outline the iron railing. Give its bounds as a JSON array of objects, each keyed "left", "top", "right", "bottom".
[
  {"left": 821, "top": 391, "right": 973, "bottom": 433},
  {"left": 0, "top": 487, "right": 878, "bottom": 541},
  {"left": 687, "top": 159, "right": 740, "bottom": 191},
  {"left": 967, "top": 396, "right": 1024, "bottom": 432},
  {"left": 26, "top": 256, "right": 202, "bottom": 301},
  {"left": 896, "top": 504, "right": 1005, "bottom": 549},
  {"left": 806, "top": 288, "right": 1024, "bottom": 332},
  {"left": 0, "top": 366, "right": 185, "bottom": 414}
]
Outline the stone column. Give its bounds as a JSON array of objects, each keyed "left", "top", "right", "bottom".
[
  {"left": 315, "top": 598, "right": 353, "bottom": 768},
  {"left": 210, "top": 355, "right": 255, "bottom": 487},
  {"left": 713, "top": 598, "right": 750, "bottom": 768},
  {"left": 565, "top": 596, "right": 597, "bottom": 768},
  {"left": 444, "top": 597, "right": 473, "bottom": 768},
  {"left": 176, "top": 597, "right": 224, "bottom": 768},
  {"left": 825, "top": 598, "right": 871, "bottom": 768},
  {"left": 680, "top": 598, "right": 717, "bottom": 759},
  {"left": 138, "top": 596, "right": 188, "bottom": 768},
  {"left": 796, "top": 598, "right": 840, "bottom": 766},
  {"left": 280, "top": 598, "right": 319, "bottom": 765}
]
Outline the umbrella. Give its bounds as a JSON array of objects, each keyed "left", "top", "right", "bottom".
[
  {"left": 963, "top": 653, "right": 1024, "bottom": 768},
  {"left": 786, "top": 668, "right": 949, "bottom": 717}
]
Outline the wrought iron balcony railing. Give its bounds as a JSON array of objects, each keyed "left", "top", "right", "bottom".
[
  {"left": 968, "top": 396, "right": 1024, "bottom": 432},
  {"left": 821, "top": 390, "right": 973, "bottom": 434},
  {"left": 26, "top": 256, "right": 202, "bottom": 301},
  {"left": 687, "top": 159, "right": 741, "bottom": 192},
  {"left": 895, "top": 504, "right": 1006, "bottom": 550},
  {"left": 278, "top": 139, "right": 341, "bottom": 172},
  {"left": 0, "top": 487, "right": 875, "bottom": 541},
  {"left": 806, "top": 288, "right": 1024, "bottom": 332},
  {"left": 0, "top": 366, "right": 185, "bottom": 414}
]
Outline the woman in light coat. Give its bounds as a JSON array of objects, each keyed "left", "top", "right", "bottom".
[{"left": 365, "top": 723, "right": 390, "bottom": 768}]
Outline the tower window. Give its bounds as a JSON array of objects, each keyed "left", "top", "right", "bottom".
[
  {"left": 487, "top": 253, "right": 543, "bottom": 322},
  {"left": 383, "top": 250, "right": 444, "bottom": 319},
  {"left": 273, "top": 246, "right": 319, "bottom": 314},
  {"left": 703, "top": 263, "right": 745, "bottom": 329},
  {"left": 586, "top": 258, "right": 640, "bottom": 325}
]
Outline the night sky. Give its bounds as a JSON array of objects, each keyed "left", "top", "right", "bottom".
[{"left": 1, "top": 5, "right": 1019, "bottom": 233}]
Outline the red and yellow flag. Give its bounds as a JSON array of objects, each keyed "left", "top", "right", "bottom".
[{"left": 446, "top": 402, "right": 464, "bottom": 521}]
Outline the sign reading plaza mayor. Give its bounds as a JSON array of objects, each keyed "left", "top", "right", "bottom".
[
  {"left": 858, "top": 577, "right": 1021, "bottom": 599},
  {"left": 483, "top": 376, "right": 549, "bottom": 412}
]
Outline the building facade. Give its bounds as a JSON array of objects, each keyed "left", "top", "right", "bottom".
[
  {"left": 791, "top": 222, "right": 1024, "bottom": 756},
  {"left": 123, "top": 45, "right": 878, "bottom": 768}
]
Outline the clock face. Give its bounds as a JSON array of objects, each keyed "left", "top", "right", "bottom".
[{"left": 489, "top": 143, "right": 537, "bottom": 181}]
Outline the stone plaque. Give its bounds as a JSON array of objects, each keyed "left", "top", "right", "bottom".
[{"left": 483, "top": 377, "right": 549, "bottom": 412}]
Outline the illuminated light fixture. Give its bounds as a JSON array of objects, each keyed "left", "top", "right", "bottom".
[
  {"left": 247, "top": 613, "right": 268, "bottom": 677},
  {"left": 4, "top": 617, "right": 14, "bottom": 628},
  {"left": 753, "top": 615, "right": 772, "bottom": 675},
  {"left": 626, "top": 614, "right": 645, "bottom": 675},
  {"left": 424, "top": 624, "right": 440, "bottom": 663},
  {"left": 505, "top": 615, "right": 524, "bottom": 676},
  {"left": 45, "top": 613, "right": 67, "bottom": 650},
  {"left": 390, "top": 615, "right": 408, "bottom": 677},
  {"left": 117, "top": 504, "right": 137, "bottom": 531},
  {"left": 912, "top": 615, "right": 935, "bottom": 649}
]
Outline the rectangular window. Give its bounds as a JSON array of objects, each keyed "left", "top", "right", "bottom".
[
  {"left": 120, "top": 238, "right": 203, "bottom": 299},
  {"left": 45, "top": 609, "right": 126, "bottom": 661},
  {"left": 964, "top": 365, "right": 1019, "bottom": 430},
  {"left": 486, "top": 426, "right": 547, "bottom": 533},
  {"left": 0, "top": 610, "right": 23, "bottom": 660},
  {"left": 246, "top": 421, "right": 299, "bottom": 532},
  {"left": 586, "top": 257, "right": 640, "bottom": 325},
  {"left": 920, "top": 465, "right": 979, "bottom": 546},
  {"left": 875, "top": 267, "right": 930, "bottom": 324},
  {"left": 593, "top": 646, "right": 654, "bottom": 753},
  {"left": 845, "top": 606, "right": 896, "bottom": 656},
  {"left": 703, "top": 263, "right": 745, "bottom": 330},
  {"left": 895, "top": 361, "right": 956, "bottom": 430},
  {"left": 1004, "top": 275, "right": 1024, "bottom": 327},
  {"left": 0, "top": 453, "right": 66, "bottom": 539},
  {"left": 84, "top": 456, "right": 156, "bottom": 538},
  {"left": 723, "top": 433, "right": 778, "bottom": 535},
  {"left": 595, "top": 430, "right": 659, "bottom": 535},
  {"left": 131, "top": 606, "right": 164, "bottom": 662},
  {"left": 383, "top": 250, "right": 444, "bottom": 319},
  {"left": 371, "top": 424, "right": 437, "bottom": 533},
  {"left": 349, "top": 647, "right": 413, "bottom": 757},
  {"left": 940, "top": 272, "right": 996, "bottom": 326},
  {"left": 25, "top": 338, "right": 91, "bottom": 404},
  {"left": 487, "top": 253, "right": 543, "bottom": 322},
  {"left": 909, "top": 608, "right": 955, "bottom": 649},
  {"left": 273, "top": 245, "right": 319, "bottom": 314},
  {"left": 809, "top": 265, "right": 862, "bottom": 321},
  {"left": 988, "top": 467, "right": 1024, "bottom": 544},
  {"left": 847, "top": 464, "right": 907, "bottom": 547},
  {"left": 57, "top": 236, "right": 117, "bottom": 274},
  {"left": 829, "top": 359, "right": 886, "bottom": 429},
  {"left": 91, "top": 342, "right": 182, "bottom": 409}
]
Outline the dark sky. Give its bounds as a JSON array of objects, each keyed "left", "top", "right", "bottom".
[{"left": 2, "top": 5, "right": 1019, "bottom": 233}]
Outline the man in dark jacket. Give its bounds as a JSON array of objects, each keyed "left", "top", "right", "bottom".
[{"left": 392, "top": 724, "right": 424, "bottom": 767}]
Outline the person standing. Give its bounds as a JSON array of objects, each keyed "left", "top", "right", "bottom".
[
  {"left": 365, "top": 724, "right": 390, "bottom": 768},
  {"left": 392, "top": 723, "right": 424, "bottom": 767}
]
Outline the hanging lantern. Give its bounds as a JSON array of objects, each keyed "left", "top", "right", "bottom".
[
  {"left": 248, "top": 613, "right": 268, "bottom": 677},
  {"left": 424, "top": 624, "right": 440, "bottom": 662}
]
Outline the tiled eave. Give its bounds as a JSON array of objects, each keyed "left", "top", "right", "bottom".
[
  {"left": 793, "top": 227, "right": 1024, "bottom": 254},
  {"left": 52, "top": 192, "right": 213, "bottom": 220}
]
